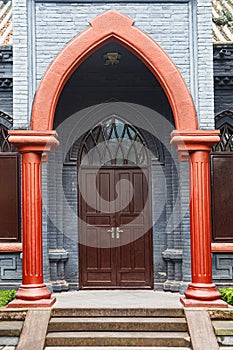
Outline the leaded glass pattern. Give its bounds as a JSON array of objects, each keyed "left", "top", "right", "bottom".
[
  {"left": 80, "top": 117, "right": 149, "bottom": 165},
  {"left": 213, "top": 123, "right": 233, "bottom": 152},
  {"left": 0, "top": 124, "right": 13, "bottom": 152}
]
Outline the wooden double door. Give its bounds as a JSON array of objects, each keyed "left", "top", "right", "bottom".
[{"left": 79, "top": 166, "right": 153, "bottom": 289}]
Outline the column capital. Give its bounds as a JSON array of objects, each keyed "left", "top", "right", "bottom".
[
  {"left": 170, "top": 130, "right": 220, "bottom": 161},
  {"left": 8, "top": 130, "right": 59, "bottom": 153}
]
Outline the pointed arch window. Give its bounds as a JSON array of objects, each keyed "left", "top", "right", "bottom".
[
  {"left": 79, "top": 116, "right": 149, "bottom": 166},
  {"left": 0, "top": 124, "right": 14, "bottom": 152}
]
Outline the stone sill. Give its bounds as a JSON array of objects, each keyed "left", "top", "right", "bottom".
[
  {"left": 212, "top": 243, "right": 233, "bottom": 252},
  {"left": 0, "top": 243, "right": 22, "bottom": 252}
]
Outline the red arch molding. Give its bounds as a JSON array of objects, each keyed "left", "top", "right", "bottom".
[{"left": 31, "top": 10, "right": 198, "bottom": 131}]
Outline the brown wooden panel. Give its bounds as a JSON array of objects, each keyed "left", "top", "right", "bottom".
[
  {"left": 79, "top": 166, "right": 153, "bottom": 288},
  {"left": 211, "top": 154, "right": 233, "bottom": 242},
  {"left": 79, "top": 168, "right": 116, "bottom": 287},
  {"left": 0, "top": 153, "right": 20, "bottom": 242},
  {"left": 115, "top": 168, "right": 153, "bottom": 288}
]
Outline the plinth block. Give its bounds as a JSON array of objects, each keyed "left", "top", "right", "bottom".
[
  {"left": 180, "top": 296, "right": 228, "bottom": 308},
  {"left": 7, "top": 297, "right": 56, "bottom": 308}
]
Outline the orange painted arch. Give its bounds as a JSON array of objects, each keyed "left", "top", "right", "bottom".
[{"left": 31, "top": 10, "right": 198, "bottom": 131}]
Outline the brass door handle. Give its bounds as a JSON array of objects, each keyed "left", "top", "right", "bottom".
[
  {"left": 116, "top": 227, "right": 123, "bottom": 239},
  {"left": 107, "top": 227, "right": 115, "bottom": 238}
]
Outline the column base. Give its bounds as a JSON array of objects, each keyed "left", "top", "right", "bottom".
[
  {"left": 184, "top": 283, "right": 222, "bottom": 301},
  {"left": 14, "top": 283, "right": 52, "bottom": 301},
  {"left": 7, "top": 297, "right": 56, "bottom": 308},
  {"left": 180, "top": 296, "right": 228, "bottom": 308}
]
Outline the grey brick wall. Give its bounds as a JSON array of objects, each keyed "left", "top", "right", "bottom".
[
  {"left": 12, "top": 0, "right": 28, "bottom": 128},
  {"left": 196, "top": 0, "right": 215, "bottom": 129}
]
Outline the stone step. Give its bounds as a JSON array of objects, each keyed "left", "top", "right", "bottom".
[
  {"left": 217, "top": 336, "right": 233, "bottom": 347},
  {"left": 46, "top": 331, "right": 190, "bottom": 347},
  {"left": 0, "top": 337, "right": 18, "bottom": 347},
  {"left": 0, "top": 322, "right": 23, "bottom": 337},
  {"left": 213, "top": 320, "right": 233, "bottom": 335},
  {"left": 52, "top": 308, "right": 184, "bottom": 318},
  {"left": 49, "top": 317, "right": 187, "bottom": 332}
]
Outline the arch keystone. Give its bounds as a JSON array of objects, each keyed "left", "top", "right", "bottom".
[{"left": 90, "top": 10, "right": 134, "bottom": 30}]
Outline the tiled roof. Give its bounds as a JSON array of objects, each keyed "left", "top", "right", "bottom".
[
  {"left": 212, "top": 0, "right": 233, "bottom": 43},
  {"left": 0, "top": 1, "right": 12, "bottom": 45},
  {"left": 0, "top": 0, "right": 232, "bottom": 46}
]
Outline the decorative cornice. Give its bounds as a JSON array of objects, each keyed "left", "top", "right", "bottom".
[
  {"left": 0, "top": 78, "right": 13, "bottom": 91},
  {"left": 214, "top": 76, "right": 233, "bottom": 88},
  {"left": 0, "top": 110, "right": 13, "bottom": 124},
  {"left": 0, "top": 47, "right": 13, "bottom": 62},
  {"left": 213, "top": 44, "right": 233, "bottom": 59}
]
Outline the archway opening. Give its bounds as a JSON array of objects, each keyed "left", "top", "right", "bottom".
[
  {"left": 47, "top": 41, "right": 181, "bottom": 291},
  {"left": 30, "top": 11, "right": 197, "bottom": 132}
]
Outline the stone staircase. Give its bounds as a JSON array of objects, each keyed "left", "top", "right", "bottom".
[
  {"left": 44, "top": 308, "right": 191, "bottom": 349},
  {"left": 0, "top": 310, "right": 26, "bottom": 349},
  {"left": 210, "top": 309, "right": 233, "bottom": 349}
]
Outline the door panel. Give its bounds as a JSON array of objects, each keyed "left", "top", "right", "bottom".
[
  {"left": 79, "top": 166, "right": 153, "bottom": 288},
  {"left": 79, "top": 168, "right": 116, "bottom": 287}
]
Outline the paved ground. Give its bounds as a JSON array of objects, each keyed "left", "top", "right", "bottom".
[
  {"left": 52, "top": 290, "right": 182, "bottom": 309},
  {"left": 45, "top": 348, "right": 191, "bottom": 350}
]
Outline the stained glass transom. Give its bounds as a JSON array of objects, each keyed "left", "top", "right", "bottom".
[
  {"left": 0, "top": 124, "right": 13, "bottom": 152},
  {"left": 80, "top": 117, "right": 149, "bottom": 165},
  {"left": 213, "top": 123, "right": 233, "bottom": 152}
]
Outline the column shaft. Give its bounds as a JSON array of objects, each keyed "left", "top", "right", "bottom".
[
  {"left": 16, "top": 151, "right": 51, "bottom": 300},
  {"left": 189, "top": 151, "right": 212, "bottom": 284},
  {"left": 184, "top": 150, "right": 221, "bottom": 301}
]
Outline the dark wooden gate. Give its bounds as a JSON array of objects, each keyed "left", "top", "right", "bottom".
[
  {"left": 78, "top": 117, "right": 153, "bottom": 288},
  {"left": 0, "top": 119, "right": 20, "bottom": 242},
  {"left": 211, "top": 111, "right": 233, "bottom": 242}
]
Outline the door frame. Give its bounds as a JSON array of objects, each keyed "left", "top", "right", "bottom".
[{"left": 78, "top": 164, "right": 154, "bottom": 289}]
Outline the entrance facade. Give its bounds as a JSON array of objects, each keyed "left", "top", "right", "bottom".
[
  {"left": 7, "top": 10, "right": 226, "bottom": 308},
  {"left": 78, "top": 117, "right": 153, "bottom": 288}
]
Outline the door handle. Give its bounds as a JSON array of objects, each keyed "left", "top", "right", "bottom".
[
  {"left": 107, "top": 227, "right": 115, "bottom": 238},
  {"left": 116, "top": 227, "right": 123, "bottom": 239}
]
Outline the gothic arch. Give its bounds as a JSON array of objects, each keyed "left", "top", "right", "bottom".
[{"left": 30, "top": 10, "right": 198, "bottom": 131}]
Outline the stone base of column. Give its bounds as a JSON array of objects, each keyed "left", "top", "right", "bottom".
[
  {"left": 180, "top": 282, "right": 228, "bottom": 308},
  {"left": 180, "top": 296, "right": 228, "bottom": 308},
  {"left": 13, "top": 283, "right": 52, "bottom": 301},
  {"left": 8, "top": 297, "right": 56, "bottom": 308},
  {"left": 184, "top": 283, "right": 222, "bottom": 301}
]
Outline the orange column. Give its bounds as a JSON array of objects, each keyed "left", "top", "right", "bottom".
[
  {"left": 7, "top": 131, "right": 59, "bottom": 307},
  {"left": 171, "top": 130, "right": 227, "bottom": 307}
]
